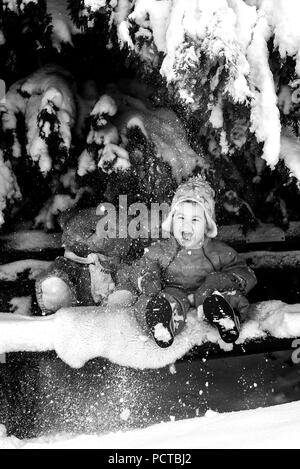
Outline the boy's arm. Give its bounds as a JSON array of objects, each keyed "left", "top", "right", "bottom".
[
  {"left": 196, "top": 241, "right": 257, "bottom": 299},
  {"left": 217, "top": 243, "right": 257, "bottom": 294}
]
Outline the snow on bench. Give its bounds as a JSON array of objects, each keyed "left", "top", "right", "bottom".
[{"left": 0, "top": 300, "right": 300, "bottom": 370}]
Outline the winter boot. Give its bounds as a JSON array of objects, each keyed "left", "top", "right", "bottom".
[
  {"left": 203, "top": 292, "right": 241, "bottom": 344},
  {"left": 145, "top": 287, "right": 189, "bottom": 348}
]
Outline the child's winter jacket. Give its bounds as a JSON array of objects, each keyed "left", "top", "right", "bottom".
[{"left": 117, "top": 236, "right": 257, "bottom": 316}]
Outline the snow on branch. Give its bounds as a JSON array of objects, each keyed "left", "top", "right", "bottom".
[
  {"left": 2, "top": 0, "right": 79, "bottom": 51},
  {"left": 47, "top": 0, "right": 80, "bottom": 50},
  {"left": 247, "top": 8, "right": 281, "bottom": 169},
  {"left": 2, "top": 0, "right": 39, "bottom": 12},
  {"left": 1, "top": 65, "right": 77, "bottom": 174},
  {"left": 261, "top": 0, "right": 300, "bottom": 76},
  {"left": 81, "top": 0, "right": 300, "bottom": 180},
  {"left": 78, "top": 87, "right": 206, "bottom": 185},
  {"left": 78, "top": 93, "right": 130, "bottom": 175}
]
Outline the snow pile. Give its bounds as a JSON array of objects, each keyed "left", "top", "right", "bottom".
[
  {"left": 0, "top": 259, "right": 52, "bottom": 282},
  {"left": 9, "top": 296, "right": 32, "bottom": 316},
  {"left": 0, "top": 300, "right": 299, "bottom": 370},
  {"left": 1, "top": 400, "right": 300, "bottom": 448}
]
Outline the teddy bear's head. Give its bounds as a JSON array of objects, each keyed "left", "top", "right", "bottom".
[{"left": 59, "top": 206, "right": 135, "bottom": 260}]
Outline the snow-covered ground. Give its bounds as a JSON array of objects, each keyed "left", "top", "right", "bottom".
[{"left": 1, "top": 400, "right": 300, "bottom": 449}]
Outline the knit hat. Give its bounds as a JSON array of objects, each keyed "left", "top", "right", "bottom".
[{"left": 162, "top": 176, "right": 218, "bottom": 238}]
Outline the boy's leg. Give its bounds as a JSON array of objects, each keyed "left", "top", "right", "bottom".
[
  {"left": 202, "top": 291, "right": 244, "bottom": 344},
  {"left": 145, "top": 287, "right": 190, "bottom": 348},
  {"left": 223, "top": 291, "right": 250, "bottom": 321}
]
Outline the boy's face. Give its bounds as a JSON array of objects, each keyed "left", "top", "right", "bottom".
[{"left": 173, "top": 201, "right": 206, "bottom": 249}]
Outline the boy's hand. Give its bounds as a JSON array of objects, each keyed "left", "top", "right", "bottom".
[
  {"left": 204, "top": 272, "right": 237, "bottom": 291},
  {"left": 194, "top": 272, "right": 237, "bottom": 307}
]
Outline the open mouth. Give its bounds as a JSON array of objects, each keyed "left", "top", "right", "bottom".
[{"left": 182, "top": 232, "right": 193, "bottom": 241}]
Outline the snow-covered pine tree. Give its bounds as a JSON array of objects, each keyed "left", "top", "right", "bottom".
[
  {"left": 77, "top": 87, "right": 204, "bottom": 206},
  {"left": 2, "top": 0, "right": 300, "bottom": 231},
  {"left": 85, "top": 0, "right": 300, "bottom": 227}
]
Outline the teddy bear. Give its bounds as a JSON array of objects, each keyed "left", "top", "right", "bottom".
[{"left": 35, "top": 205, "right": 141, "bottom": 316}]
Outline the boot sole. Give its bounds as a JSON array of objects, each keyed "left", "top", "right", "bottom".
[
  {"left": 203, "top": 294, "right": 240, "bottom": 344},
  {"left": 146, "top": 296, "right": 174, "bottom": 348}
]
